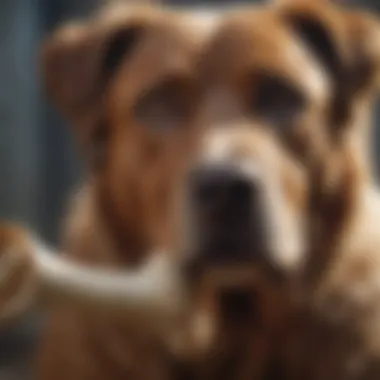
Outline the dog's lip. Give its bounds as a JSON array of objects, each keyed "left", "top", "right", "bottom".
[
  {"left": 196, "top": 223, "right": 268, "bottom": 261},
  {"left": 201, "top": 220, "right": 252, "bottom": 234},
  {"left": 217, "top": 286, "right": 260, "bottom": 325},
  {"left": 201, "top": 241, "right": 254, "bottom": 259},
  {"left": 196, "top": 231, "right": 261, "bottom": 261},
  {"left": 183, "top": 256, "right": 287, "bottom": 288},
  {"left": 185, "top": 264, "right": 288, "bottom": 335}
]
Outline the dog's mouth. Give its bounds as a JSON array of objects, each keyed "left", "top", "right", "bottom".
[
  {"left": 217, "top": 286, "right": 260, "bottom": 326},
  {"left": 185, "top": 178, "right": 285, "bottom": 330},
  {"left": 197, "top": 235, "right": 254, "bottom": 265},
  {"left": 185, "top": 261, "right": 282, "bottom": 333},
  {"left": 184, "top": 226, "right": 283, "bottom": 327},
  {"left": 192, "top": 218, "right": 270, "bottom": 266}
]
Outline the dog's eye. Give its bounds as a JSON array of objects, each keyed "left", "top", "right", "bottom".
[
  {"left": 250, "top": 74, "right": 306, "bottom": 128},
  {"left": 134, "top": 78, "right": 193, "bottom": 131}
]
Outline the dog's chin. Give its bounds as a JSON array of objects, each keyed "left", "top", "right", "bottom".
[
  {"left": 217, "top": 285, "right": 260, "bottom": 327},
  {"left": 184, "top": 247, "right": 285, "bottom": 330}
]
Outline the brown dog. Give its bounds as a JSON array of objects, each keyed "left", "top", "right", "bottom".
[
  {"left": 37, "top": 1, "right": 375, "bottom": 379},
  {"left": 0, "top": 1, "right": 380, "bottom": 379},
  {"left": 0, "top": 3, "right": 310, "bottom": 379},
  {"left": 37, "top": 2, "right": 331, "bottom": 377}
]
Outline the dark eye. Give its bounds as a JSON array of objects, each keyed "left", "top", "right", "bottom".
[
  {"left": 250, "top": 74, "right": 306, "bottom": 127},
  {"left": 134, "top": 78, "right": 193, "bottom": 131}
]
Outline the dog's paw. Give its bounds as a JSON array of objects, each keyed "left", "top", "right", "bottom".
[{"left": 0, "top": 222, "right": 37, "bottom": 322}]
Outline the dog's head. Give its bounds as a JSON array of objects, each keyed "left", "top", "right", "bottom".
[
  {"left": 41, "top": 5, "right": 312, "bottom": 355},
  {"left": 41, "top": 0, "right": 380, "bottom": 358}
]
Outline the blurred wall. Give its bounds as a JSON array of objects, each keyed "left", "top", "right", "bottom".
[
  {"left": 0, "top": 0, "right": 41, "bottom": 233},
  {"left": 0, "top": 0, "right": 99, "bottom": 244}
]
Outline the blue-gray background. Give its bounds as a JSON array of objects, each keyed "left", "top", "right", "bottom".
[{"left": 0, "top": 0, "right": 378, "bottom": 378}]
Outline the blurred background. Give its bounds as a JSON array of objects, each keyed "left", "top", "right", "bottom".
[{"left": 0, "top": 0, "right": 379, "bottom": 378}]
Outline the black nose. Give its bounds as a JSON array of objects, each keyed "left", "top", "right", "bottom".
[
  {"left": 189, "top": 164, "right": 265, "bottom": 264},
  {"left": 191, "top": 165, "right": 253, "bottom": 216}
]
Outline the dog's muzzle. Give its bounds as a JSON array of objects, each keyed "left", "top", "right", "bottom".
[{"left": 183, "top": 163, "right": 287, "bottom": 328}]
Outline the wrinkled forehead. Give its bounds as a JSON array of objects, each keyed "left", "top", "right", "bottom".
[
  {"left": 114, "top": 9, "right": 223, "bottom": 90},
  {"left": 130, "top": 26, "right": 195, "bottom": 74},
  {"left": 200, "top": 10, "right": 330, "bottom": 103},
  {"left": 107, "top": 26, "right": 196, "bottom": 101}
]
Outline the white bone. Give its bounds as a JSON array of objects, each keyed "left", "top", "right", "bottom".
[{"left": 0, "top": 236, "right": 185, "bottom": 334}]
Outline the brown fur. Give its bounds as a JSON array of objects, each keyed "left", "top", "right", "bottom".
[{"left": 35, "top": 1, "right": 380, "bottom": 380}]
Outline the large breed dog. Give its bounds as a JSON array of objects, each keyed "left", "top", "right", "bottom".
[{"left": 0, "top": 1, "right": 380, "bottom": 379}]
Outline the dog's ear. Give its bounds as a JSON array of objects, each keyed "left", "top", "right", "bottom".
[
  {"left": 276, "top": 3, "right": 352, "bottom": 129},
  {"left": 343, "top": 11, "right": 380, "bottom": 94},
  {"left": 41, "top": 13, "right": 150, "bottom": 133},
  {"left": 276, "top": 2, "right": 380, "bottom": 131}
]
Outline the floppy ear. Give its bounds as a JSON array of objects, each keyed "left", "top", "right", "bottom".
[
  {"left": 343, "top": 11, "right": 380, "bottom": 94},
  {"left": 41, "top": 15, "right": 148, "bottom": 150},
  {"left": 277, "top": 3, "right": 352, "bottom": 128},
  {"left": 277, "top": 2, "right": 380, "bottom": 131}
]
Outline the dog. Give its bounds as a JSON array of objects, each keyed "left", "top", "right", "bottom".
[
  {"left": 0, "top": 1, "right": 380, "bottom": 379},
  {"left": 37, "top": 2, "right": 334, "bottom": 378},
  {"left": 0, "top": 3, "right": 308, "bottom": 379},
  {"left": 41, "top": 1, "right": 380, "bottom": 379}
]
